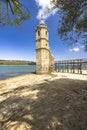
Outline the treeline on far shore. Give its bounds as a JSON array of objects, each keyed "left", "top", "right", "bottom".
[{"left": 0, "top": 60, "right": 36, "bottom": 65}]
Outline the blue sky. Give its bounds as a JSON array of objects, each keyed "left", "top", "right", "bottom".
[{"left": 0, "top": 0, "right": 87, "bottom": 61}]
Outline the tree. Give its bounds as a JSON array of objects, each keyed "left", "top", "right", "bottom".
[
  {"left": 0, "top": 0, "right": 30, "bottom": 26},
  {"left": 52, "top": 0, "right": 87, "bottom": 50}
]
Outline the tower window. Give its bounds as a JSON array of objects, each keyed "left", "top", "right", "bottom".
[
  {"left": 38, "top": 31, "right": 40, "bottom": 36},
  {"left": 46, "top": 31, "right": 47, "bottom": 37}
]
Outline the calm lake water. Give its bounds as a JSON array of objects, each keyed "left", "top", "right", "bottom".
[
  {"left": 0, "top": 65, "right": 36, "bottom": 80},
  {"left": 0, "top": 64, "right": 87, "bottom": 80}
]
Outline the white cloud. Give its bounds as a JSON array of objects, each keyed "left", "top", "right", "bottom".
[
  {"left": 69, "top": 47, "right": 80, "bottom": 52},
  {"left": 69, "top": 44, "right": 85, "bottom": 52},
  {"left": 80, "top": 45, "right": 85, "bottom": 49},
  {"left": 35, "top": 0, "right": 58, "bottom": 20}
]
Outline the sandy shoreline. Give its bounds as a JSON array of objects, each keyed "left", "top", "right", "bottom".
[
  {"left": 0, "top": 72, "right": 87, "bottom": 82},
  {"left": 0, "top": 73, "right": 87, "bottom": 96},
  {"left": 0, "top": 73, "right": 87, "bottom": 130}
]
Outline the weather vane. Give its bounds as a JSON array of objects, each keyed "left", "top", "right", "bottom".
[
  {"left": 41, "top": 14, "right": 44, "bottom": 20},
  {"left": 40, "top": 14, "right": 45, "bottom": 23}
]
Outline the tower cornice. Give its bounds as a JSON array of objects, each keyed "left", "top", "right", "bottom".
[
  {"left": 36, "top": 47, "right": 50, "bottom": 52},
  {"left": 36, "top": 38, "right": 49, "bottom": 42}
]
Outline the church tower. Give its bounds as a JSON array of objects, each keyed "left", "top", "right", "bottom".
[{"left": 36, "top": 19, "right": 54, "bottom": 74}]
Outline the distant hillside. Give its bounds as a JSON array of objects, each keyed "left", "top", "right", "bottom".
[{"left": 0, "top": 60, "right": 36, "bottom": 65}]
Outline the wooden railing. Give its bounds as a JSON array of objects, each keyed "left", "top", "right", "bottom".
[{"left": 55, "top": 58, "right": 87, "bottom": 74}]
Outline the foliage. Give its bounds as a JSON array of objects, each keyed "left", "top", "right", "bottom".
[
  {"left": 0, "top": 0, "right": 30, "bottom": 26},
  {"left": 52, "top": 0, "right": 87, "bottom": 50}
]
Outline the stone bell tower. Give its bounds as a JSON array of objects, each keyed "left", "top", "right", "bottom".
[{"left": 36, "top": 18, "right": 54, "bottom": 74}]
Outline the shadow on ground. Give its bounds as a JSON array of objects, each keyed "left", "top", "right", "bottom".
[{"left": 0, "top": 78, "right": 87, "bottom": 130}]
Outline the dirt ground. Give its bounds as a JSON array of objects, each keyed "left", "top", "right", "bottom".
[{"left": 0, "top": 73, "right": 87, "bottom": 130}]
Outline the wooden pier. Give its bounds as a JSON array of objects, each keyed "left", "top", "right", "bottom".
[{"left": 55, "top": 58, "right": 87, "bottom": 74}]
